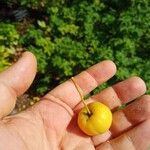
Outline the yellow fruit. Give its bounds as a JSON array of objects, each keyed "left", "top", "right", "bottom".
[{"left": 77, "top": 102, "right": 112, "bottom": 136}]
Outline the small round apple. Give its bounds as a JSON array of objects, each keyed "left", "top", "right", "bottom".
[{"left": 78, "top": 102, "right": 112, "bottom": 136}]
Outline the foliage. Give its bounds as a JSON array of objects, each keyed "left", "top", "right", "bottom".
[
  {"left": 0, "top": 23, "right": 18, "bottom": 72},
  {"left": 1, "top": 0, "right": 150, "bottom": 96},
  {"left": 0, "top": 23, "right": 19, "bottom": 46},
  {"left": 0, "top": 46, "right": 13, "bottom": 72}
]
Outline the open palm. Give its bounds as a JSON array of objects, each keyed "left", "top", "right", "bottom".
[{"left": 0, "top": 52, "right": 150, "bottom": 150}]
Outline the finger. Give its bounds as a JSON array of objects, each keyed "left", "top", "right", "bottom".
[
  {"left": 91, "top": 131, "right": 112, "bottom": 146},
  {"left": 74, "top": 76, "right": 146, "bottom": 114},
  {"left": 96, "top": 119, "right": 150, "bottom": 150},
  {"left": 92, "top": 95, "right": 150, "bottom": 146},
  {"left": 73, "top": 77, "right": 146, "bottom": 145},
  {"left": 74, "top": 77, "right": 146, "bottom": 113},
  {"left": 0, "top": 52, "right": 37, "bottom": 118},
  {"left": 91, "top": 76, "right": 146, "bottom": 110},
  {"left": 110, "top": 95, "right": 150, "bottom": 137},
  {"left": 44, "top": 60, "right": 116, "bottom": 109},
  {"left": 0, "top": 52, "right": 37, "bottom": 95}
]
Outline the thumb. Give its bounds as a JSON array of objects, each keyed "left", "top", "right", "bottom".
[{"left": 0, "top": 51, "right": 37, "bottom": 118}]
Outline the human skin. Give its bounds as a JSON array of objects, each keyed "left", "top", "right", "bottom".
[{"left": 0, "top": 51, "right": 150, "bottom": 150}]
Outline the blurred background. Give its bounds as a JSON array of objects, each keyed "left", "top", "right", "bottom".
[{"left": 0, "top": 0, "right": 150, "bottom": 112}]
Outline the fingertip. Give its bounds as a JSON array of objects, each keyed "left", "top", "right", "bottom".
[
  {"left": 113, "top": 76, "right": 147, "bottom": 103},
  {"left": 0, "top": 51, "right": 37, "bottom": 96},
  {"left": 129, "top": 76, "right": 147, "bottom": 95},
  {"left": 87, "top": 60, "right": 117, "bottom": 84},
  {"left": 102, "top": 60, "right": 117, "bottom": 75},
  {"left": 22, "top": 51, "right": 37, "bottom": 71}
]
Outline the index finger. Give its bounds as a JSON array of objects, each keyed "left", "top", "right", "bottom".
[{"left": 44, "top": 60, "right": 116, "bottom": 109}]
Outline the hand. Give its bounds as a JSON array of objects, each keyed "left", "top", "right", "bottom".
[{"left": 0, "top": 52, "right": 149, "bottom": 150}]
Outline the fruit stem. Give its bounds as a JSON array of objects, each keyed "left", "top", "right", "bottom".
[{"left": 71, "top": 77, "right": 91, "bottom": 115}]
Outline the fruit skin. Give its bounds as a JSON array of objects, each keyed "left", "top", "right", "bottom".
[{"left": 77, "top": 102, "right": 112, "bottom": 136}]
